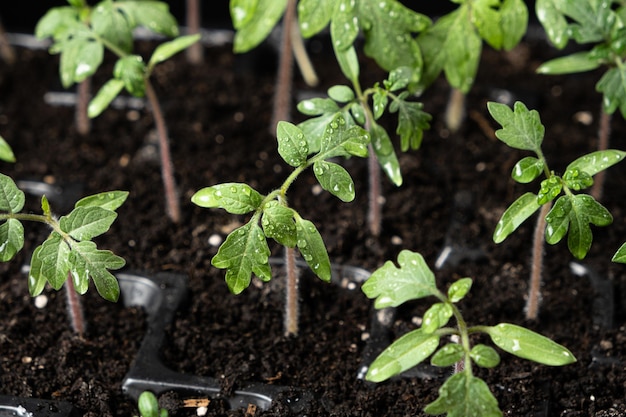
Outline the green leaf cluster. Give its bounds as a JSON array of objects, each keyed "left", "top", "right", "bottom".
[
  {"left": 417, "top": 0, "right": 528, "bottom": 93},
  {"left": 536, "top": 0, "right": 626, "bottom": 117},
  {"left": 36, "top": 0, "right": 199, "bottom": 117},
  {"left": 362, "top": 250, "right": 576, "bottom": 416},
  {"left": 488, "top": 101, "right": 625, "bottom": 259},
  {"left": 136, "top": 391, "right": 168, "bottom": 417},
  {"left": 192, "top": 116, "right": 369, "bottom": 294},
  {"left": 0, "top": 174, "right": 127, "bottom": 301},
  {"left": 297, "top": 70, "right": 431, "bottom": 187}
]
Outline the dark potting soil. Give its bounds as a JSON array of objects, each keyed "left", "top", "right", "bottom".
[{"left": 1, "top": 35, "right": 626, "bottom": 417}]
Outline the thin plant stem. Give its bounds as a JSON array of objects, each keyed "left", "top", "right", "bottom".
[
  {"left": 526, "top": 202, "right": 552, "bottom": 320},
  {"left": 76, "top": 77, "right": 91, "bottom": 136},
  {"left": 590, "top": 108, "right": 612, "bottom": 201},
  {"left": 144, "top": 79, "right": 181, "bottom": 223},
  {"left": 284, "top": 246, "right": 300, "bottom": 337},
  {"left": 367, "top": 145, "right": 382, "bottom": 237},
  {"left": 271, "top": 0, "right": 296, "bottom": 131},
  {"left": 0, "top": 17, "right": 15, "bottom": 65},
  {"left": 185, "top": 0, "right": 203, "bottom": 64},
  {"left": 290, "top": 20, "right": 318, "bottom": 87},
  {"left": 65, "top": 272, "right": 86, "bottom": 337},
  {"left": 445, "top": 87, "right": 466, "bottom": 133}
]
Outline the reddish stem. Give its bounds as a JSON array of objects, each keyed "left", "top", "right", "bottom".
[
  {"left": 590, "top": 109, "right": 612, "bottom": 201},
  {"left": 526, "top": 202, "right": 551, "bottom": 320},
  {"left": 367, "top": 146, "right": 382, "bottom": 237},
  {"left": 271, "top": 0, "right": 296, "bottom": 131},
  {"left": 65, "top": 272, "right": 86, "bottom": 337},
  {"left": 76, "top": 77, "right": 91, "bottom": 136},
  {"left": 144, "top": 79, "right": 181, "bottom": 223},
  {"left": 0, "top": 18, "right": 15, "bottom": 65},
  {"left": 284, "top": 246, "right": 300, "bottom": 337},
  {"left": 185, "top": 0, "right": 203, "bottom": 64}
]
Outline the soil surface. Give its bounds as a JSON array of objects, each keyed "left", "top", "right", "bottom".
[{"left": 1, "top": 32, "right": 626, "bottom": 417}]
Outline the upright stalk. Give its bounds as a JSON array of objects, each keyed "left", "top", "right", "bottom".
[
  {"left": 0, "top": 17, "right": 15, "bottom": 65},
  {"left": 144, "top": 79, "right": 181, "bottom": 223},
  {"left": 290, "top": 20, "right": 318, "bottom": 87},
  {"left": 64, "top": 272, "right": 86, "bottom": 337},
  {"left": 75, "top": 77, "right": 92, "bottom": 135},
  {"left": 367, "top": 145, "right": 382, "bottom": 237},
  {"left": 185, "top": 0, "right": 203, "bottom": 64},
  {"left": 271, "top": 0, "right": 296, "bottom": 131},
  {"left": 445, "top": 87, "right": 466, "bottom": 133},
  {"left": 283, "top": 246, "right": 300, "bottom": 336},
  {"left": 590, "top": 108, "right": 612, "bottom": 201},
  {"left": 526, "top": 202, "right": 552, "bottom": 320}
]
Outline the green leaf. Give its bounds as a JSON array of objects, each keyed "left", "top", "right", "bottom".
[
  {"left": 148, "top": 35, "right": 201, "bottom": 69},
  {"left": 362, "top": 250, "right": 438, "bottom": 308},
  {"left": 0, "top": 219, "right": 24, "bottom": 262},
  {"left": 385, "top": 66, "right": 412, "bottom": 92},
  {"left": 597, "top": 67, "right": 626, "bottom": 118},
  {"left": 0, "top": 174, "right": 25, "bottom": 213},
  {"left": 366, "top": 328, "right": 440, "bottom": 382},
  {"left": 0, "top": 135, "right": 15, "bottom": 163},
  {"left": 212, "top": 222, "right": 271, "bottom": 294},
  {"left": 333, "top": 44, "right": 360, "bottom": 82},
  {"left": 295, "top": 217, "right": 331, "bottom": 282},
  {"left": 298, "top": 0, "right": 333, "bottom": 38},
  {"left": 230, "top": 0, "right": 259, "bottom": 29},
  {"left": 138, "top": 391, "right": 162, "bottom": 417},
  {"left": 566, "top": 149, "right": 626, "bottom": 177},
  {"left": 327, "top": 85, "right": 355, "bottom": 103},
  {"left": 114, "top": 55, "right": 146, "bottom": 97},
  {"left": 192, "top": 183, "right": 263, "bottom": 214},
  {"left": 261, "top": 203, "right": 297, "bottom": 247},
  {"left": 418, "top": 7, "right": 481, "bottom": 93},
  {"left": 91, "top": 1, "right": 133, "bottom": 54},
  {"left": 28, "top": 245, "right": 47, "bottom": 297},
  {"left": 297, "top": 97, "right": 340, "bottom": 116},
  {"left": 318, "top": 115, "right": 369, "bottom": 160},
  {"left": 358, "top": 0, "right": 430, "bottom": 72},
  {"left": 88, "top": 78, "right": 125, "bottom": 118},
  {"left": 32, "top": 233, "right": 71, "bottom": 291},
  {"left": 612, "top": 242, "right": 626, "bottom": 263},
  {"left": 430, "top": 343, "right": 464, "bottom": 367},
  {"left": 370, "top": 123, "right": 402, "bottom": 186},
  {"left": 486, "top": 323, "right": 576, "bottom": 366},
  {"left": 470, "top": 344, "right": 501, "bottom": 368},
  {"left": 562, "top": 168, "right": 593, "bottom": 191},
  {"left": 422, "top": 302, "right": 453, "bottom": 333},
  {"left": 536, "top": 0, "right": 569, "bottom": 48},
  {"left": 350, "top": 102, "right": 366, "bottom": 125},
  {"left": 487, "top": 101, "right": 544, "bottom": 152},
  {"left": 493, "top": 192, "right": 541, "bottom": 243},
  {"left": 330, "top": 0, "right": 359, "bottom": 51},
  {"left": 41, "top": 196, "right": 51, "bottom": 218},
  {"left": 545, "top": 195, "right": 570, "bottom": 245},
  {"left": 390, "top": 97, "right": 431, "bottom": 151},
  {"left": 297, "top": 110, "right": 345, "bottom": 154},
  {"left": 35, "top": 7, "right": 81, "bottom": 40},
  {"left": 232, "top": 0, "right": 288, "bottom": 53},
  {"left": 537, "top": 177, "right": 562, "bottom": 205},
  {"left": 69, "top": 240, "right": 124, "bottom": 301},
  {"left": 500, "top": 0, "right": 529, "bottom": 50},
  {"left": 60, "top": 206, "right": 118, "bottom": 241},
  {"left": 313, "top": 161, "right": 355, "bottom": 202},
  {"left": 512, "top": 156, "right": 544, "bottom": 183},
  {"left": 75, "top": 191, "right": 129, "bottom": 211},
  {"left": 567, "top": 194, "right": 612, "bottom": 259},
  {"left": 448, "top": 278, "right": 472, "bottom": 303},
  {"left": 372, "top": 91, "right": 388, "bottom": 120},
  {"left": 424, "top": 370, "right": 502, "bottom": 416},
  {"left": 55, "top": 28, "right": 104, "bottom": 88},
  {"left": 117, "top": 1, "right": 179, "bottom": 37},
  {"left": 537, "top": 52, "right": 601, "bottom": 75},
  {"left": 473, "top": 0, "right": 505, "bottom": 49},
  {"left": 276, "top": 121, "right": 309, "bottom": 167}
]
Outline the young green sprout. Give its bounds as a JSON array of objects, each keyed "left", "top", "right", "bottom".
[
  {"left": 135, "top": 391, "right": 168, "bottom": 417},
  {"left": 192, "top": 115, "right": 369, "bottom": 336},
  {"left": 0, "top": 173, "right": 127, "bottom": 336},
  {"left": 487, "top": 101, "right": 625, "bottom": 319},
  {"left": 36, "top": 0, "right": 199, "bottom": 223},
  {"left": 362, "top": 250, "right": 575, "bottom": 416}
]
